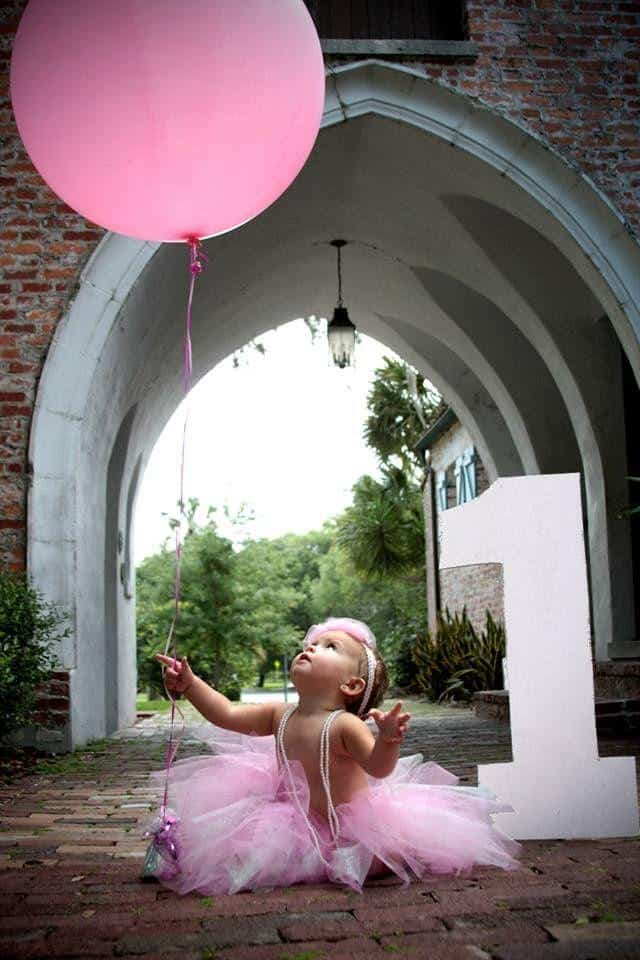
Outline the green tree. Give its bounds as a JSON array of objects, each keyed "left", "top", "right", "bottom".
[
  {"left": 336, "top": 471, "right": 425, "bottom": 579},
  {"left": 364, "top": 357, "right": 447, "bottom": 476},
  {"left": 136, "top": 503, "right": 256, "bottom": 699},
  {"left": 326, "top": 356, "right": 447, "bottom": 685},
  {"left": 336, "top": 358, "right": 445, "bottom": 579},
  {"left": 232, "top": 528, "right": 332, "bottom": 685},
  {"left": 309, "top": 542, "right": 426, "bottom": 689}
]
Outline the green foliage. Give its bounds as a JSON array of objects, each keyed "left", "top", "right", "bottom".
[
  {"left": 336, "top": 471, "right": 425, "bottom": 579},
  {"left": 0, "top": 569, "right": 70, "bottom": 738},
  {"left": 136, "top": 505, "right": 256, "bottom": 699},
  {"left": 363, "top": 357, "right": 446, "bottom": 475},
  {"left": 232, "top": 529, "right": 332, "bottom": 684},
  {"left": 336, "top": 356, "right": 444, "bottom": 585},
  {"left": 309, "top": 542, "right": 426, "bottom": 686},
  {"left": 411, "top": 607, "right": 505, "bottom": 702},
  {"left": 385, "top": 624, "right": 421, "bottom": 691},
  {"left": 137, "top": 505, "right": 333, "bottom": 697},
  {"left": 230, "top": 337, "right": 267, "bottom": 369},
  {"left": 136, "top": 695, "right": 173, "bottom": 713},
  {"left": 618, "top": 475, "right": 640, "bottom": 518}
]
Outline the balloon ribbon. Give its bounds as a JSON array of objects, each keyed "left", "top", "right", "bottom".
[{"left": 142, "top": 237, "right": 208, "bottom": 879}]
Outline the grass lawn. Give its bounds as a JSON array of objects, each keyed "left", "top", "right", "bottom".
[
  {"left": 380, "top": 696, "right": 470, "bottom": 718},
  {"left": 136, "top": 695, "right": 174, "bottom": 713},
  {"left": 136, "top": 692, "right": 469, "bottom": 719},
  {"left": 254, "top": 681, "right": 468, "bottom": 716},
  {"left": 260, "top": 677, "right": 293, "bottom": 691}
]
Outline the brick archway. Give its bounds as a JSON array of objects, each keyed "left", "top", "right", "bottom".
[{"left": 17, "top": 59, "right": 640, "bottom": 749}]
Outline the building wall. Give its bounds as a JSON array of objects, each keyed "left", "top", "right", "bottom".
[
  {"left": 440, "top": 563, "right": 505, "bottom": 638},
  {"left": 424, "top": 416, "right": 504, "bottom": 638},
  {"left": 2, "top": 0, "right": 639, "bottom": 571},
  {"left": 430, "top": 419, "right": 468, "bottom": 471}
]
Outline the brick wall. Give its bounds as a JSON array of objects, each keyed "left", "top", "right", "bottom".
[
  {"left": 449, "top": 0, "right": 640, "bottom": 233},
  {"left": 1, "top": 0, "right": 107, "bottom": 574},
  {"left": 440, "top": 562, "right": 505, "bottom": 637},
  {"left": 1, "top": 668, "right": 70, "bottom": 752}
]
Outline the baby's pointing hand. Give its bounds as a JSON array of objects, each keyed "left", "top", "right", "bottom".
[
  {"left": 365, "top": 701, "right": 411, "bottom": 744},
  {"left": 154, "top": 652, "right": 195, "bottom": 694}
]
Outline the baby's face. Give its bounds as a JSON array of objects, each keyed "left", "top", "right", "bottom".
[{"left": 291, "top": 630, "right": 364, "bottom": 696}]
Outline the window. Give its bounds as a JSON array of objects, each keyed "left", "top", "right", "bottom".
[
  {"left": 437, "top": 447, "right": 477, "bottom": 511},
  {"left": 454, "top": 445, "right": 477, "bottom": 505},
  {"left": 303, "top": 1, "right": 474, "bottom": 56},
  {"left": 304, "top": 1, "right": 466, "bottom": 41},
  {"left": 436, "top": 470, "right": 448, "bottom": 512}
]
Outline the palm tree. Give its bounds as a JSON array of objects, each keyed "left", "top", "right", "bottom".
[{"left": 338, "top": 359, "right": 446, "bottom": 579}]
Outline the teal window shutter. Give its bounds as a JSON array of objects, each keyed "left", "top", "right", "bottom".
[
  {"left": 436, "top": 471, "right": 448, "bottom": 511},
  {"left": 461, "top": 446, "right": 476, "bottom": 500},
  {"left": 454, "top": 455, "right": 464, "bottom": 505}
]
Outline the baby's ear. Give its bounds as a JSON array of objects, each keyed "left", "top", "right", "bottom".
[{"left": 341, "top": 676, "right": 366, "bottom": 697}]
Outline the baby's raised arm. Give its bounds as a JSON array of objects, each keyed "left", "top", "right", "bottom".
[
  {"left": 154, "top": 653, "right": 275, "bottom": 736},
  {"left": 338, "top": 702, "right": 410, "bottom": 779}
]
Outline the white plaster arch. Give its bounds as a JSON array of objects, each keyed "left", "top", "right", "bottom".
[
  {"left": 324, "top": 61, "right": 640, "bottom": 367},
  {"left": 26, "top": 60, "right": 640, "bottom": 749}
]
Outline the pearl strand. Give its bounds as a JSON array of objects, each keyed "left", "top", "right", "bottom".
[
  {"left": 319, "top": 709, "right": 343, "bottom": 843},
  {"left": 276, "top": 705, "right": 333, "bottom": 869}
]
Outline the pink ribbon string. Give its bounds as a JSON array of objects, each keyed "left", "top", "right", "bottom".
[{"left": 159, "top": 236, "right": 208, "bottom": 818}]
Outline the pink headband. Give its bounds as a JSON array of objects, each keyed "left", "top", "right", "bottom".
[
  {"left": 302, "top": 617, "right": 377, "bottom": 651},
  {"left": 302, "top": 617, "right": 378, "bottom": 717}
]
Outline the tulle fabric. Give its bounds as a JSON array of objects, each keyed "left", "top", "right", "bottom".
[{"left": 141, "top": 722, "right": 523, "bottom": 896}]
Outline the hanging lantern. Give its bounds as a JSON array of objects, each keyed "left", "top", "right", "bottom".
[{"left": 327, "top": 240, "right": 356, "bottom": 368}]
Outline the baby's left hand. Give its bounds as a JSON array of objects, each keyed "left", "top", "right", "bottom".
[{"left": 366, "top": 701, "right": 411, "bottom": 744}]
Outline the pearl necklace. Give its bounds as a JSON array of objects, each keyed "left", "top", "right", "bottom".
[{"left": 276, "top": 704, "right": 344, "bottom": 867}]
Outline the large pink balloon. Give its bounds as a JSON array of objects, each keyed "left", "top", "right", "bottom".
[{"left": 10, "top": 0, "right": 325, "bottom": 242}]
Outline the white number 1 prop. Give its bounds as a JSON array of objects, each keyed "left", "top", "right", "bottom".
[{"left": 438, "top": 473, "right": 639, "bottom": 840}]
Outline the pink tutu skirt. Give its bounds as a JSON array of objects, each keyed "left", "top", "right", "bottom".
[{"left": 141, "top": 724, "right": 523, "bottom": 895}]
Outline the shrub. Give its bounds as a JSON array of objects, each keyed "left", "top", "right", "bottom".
[
  {"left": 384, "top": 623, "right": 422, "bottom": 693},
  {"left": 0, "top": 569, "right": 70, "bottom": 738},
  {"left": 411, "top": 606, "right": 505, "bottom": 703}
]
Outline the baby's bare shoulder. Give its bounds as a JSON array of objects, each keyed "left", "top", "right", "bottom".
[
  {"left": 336, "top": 710, "right": 365, "bottom": 730},
  {"left": 334, "top": 710, "right": 374, "bottom": 755},
  {"left": 271, "top": 702, "right": 290, "bottom": 733}
]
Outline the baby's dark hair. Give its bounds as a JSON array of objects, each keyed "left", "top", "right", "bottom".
[{"left": 344, "top": 645, "right": 389, "bottom": 716}]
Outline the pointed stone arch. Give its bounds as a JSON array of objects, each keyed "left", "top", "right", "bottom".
[{"left": 27, "top": 60, "right": 640, "bottom": 747}]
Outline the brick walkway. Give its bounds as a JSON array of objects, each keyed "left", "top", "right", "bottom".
[{"left": 1, "top": 706, "right": 639, "bottom": 959}]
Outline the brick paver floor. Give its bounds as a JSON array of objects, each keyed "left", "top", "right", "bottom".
[{"left": 1, "top": 704, "right": 639, "bottom": 959}]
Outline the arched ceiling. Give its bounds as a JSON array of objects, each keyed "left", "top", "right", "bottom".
[{"left": 96, "top": 112, "right": 609, "bottom": 483}]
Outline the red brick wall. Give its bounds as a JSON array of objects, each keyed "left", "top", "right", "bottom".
[
  {"left": 440, "top": 562, "right": 505, "bottom": 637},
  {"left": 457, "top": 0, "right": 640, "bottom": 226},
  {"left": 1, "top": 0, "right": 639, "bottom": 579},
  {"left": 1, "top": 0, "right": 106, "bottom": 576},
  {"left": 31, "top": 671, "right": 70, "bottom": 729}
]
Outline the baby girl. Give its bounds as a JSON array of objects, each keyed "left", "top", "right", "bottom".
[{"left": 145, "top": 616, "right": 522, "bottom": 895}]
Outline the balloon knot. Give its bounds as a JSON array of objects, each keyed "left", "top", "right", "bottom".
[{"left": 187, "top": 236, "right": 208, "bottom": 276}]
